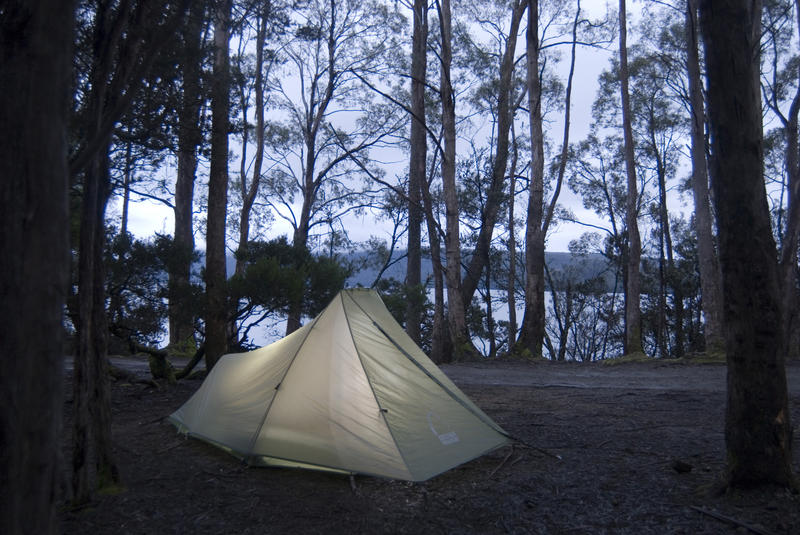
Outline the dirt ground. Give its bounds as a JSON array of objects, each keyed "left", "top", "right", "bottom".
[{"left": 60, "top": 359, "right": 800, "bottom": 534}]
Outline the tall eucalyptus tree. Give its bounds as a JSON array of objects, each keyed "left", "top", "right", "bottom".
[
  {"left": 618, "top": 0, "right": 644, "bottom": 355},
  {"left": 0, "top": 1, "right": 74, "bottom": 531},
  {"left": 261, "top": 0, "right": 405, "bottom": 334},
  {"left": 205, "top": 0, "right": 232, "bottom": 368},
  {"left": 700, "top": 0, "right": 794, "bottom": 488}
]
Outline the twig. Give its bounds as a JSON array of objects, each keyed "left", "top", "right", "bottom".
[
  {"left": 141, "top": 415, "right": 167, "bottom": 426},
  {"left": 690, "top": 506, "right": 776, "bottom": 535},
  {"left": 202, "top": 469, "right": 245, "bottom": 480},
  {"left": 175, "top": 344, "right": 206, "bottom": 380},
  {"left": 489, "top": 447, "right": 515, "bottom": 478},
  {"left": 515, "top": 442, "right": 562, "bottom": 461},
  {"left": 157, "top": 441, "right": 185, "bottom": 454}
]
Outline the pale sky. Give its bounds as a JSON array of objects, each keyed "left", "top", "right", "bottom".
[{"left": 118, "top": 1, "right": 696, "bottom": 256}]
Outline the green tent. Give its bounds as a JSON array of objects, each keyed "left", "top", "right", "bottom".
[{"left": 169, "top": 288, "right": 509, "bottom": 481}]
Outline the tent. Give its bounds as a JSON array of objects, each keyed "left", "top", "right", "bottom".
[{"left": 169, "top": 288, "right": 509, "bottom": 481}]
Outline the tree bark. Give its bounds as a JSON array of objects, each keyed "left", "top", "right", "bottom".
[
  {"left": 516, "top": 0, "right": 546, "bottom": 358},
  {"left": 507, "top": 123, "right": 520, "bottom": 351},
  {"left": 700, "top": 0, "right": 794, "bottom": 488},
  {"left": 205, "top": 0, "right": 232, "bottom": 369},
  {"left": 618, "top": 0, "right": 644, "bottom": 355},
  {"left": 685, "top": 0, "right": 725, "bottom": 355},
  {"left": 405, "top": 0, "right": 428, "bottom": 345},
  {"left": 421, "top": 138, "right": 448, "bottom": 362},
  {"left": 0, "top": 2, "right": 73, "bottom": 532},
  {"left": 170, "top": 0, "right": 205, "bottom": 348},
  {"left": 85, "top": 153, "right": 119, "bottom": 492},
  {"left": 517, "top": 0, "right": 578, "bottom": 358},
  {"left": 438, "top": 0, "right": 474, "bottom": 359},
  {"left": 73, "top": 0, "right": 139, "bottom": 503}
]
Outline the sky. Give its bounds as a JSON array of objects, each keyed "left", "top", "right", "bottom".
[{"left": 118, "top": 1, "right": 695, "bottom": 255}]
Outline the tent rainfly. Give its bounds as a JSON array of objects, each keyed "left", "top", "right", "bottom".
[{"left": 169, "top": 288, "right": 510, "bottom": 481}]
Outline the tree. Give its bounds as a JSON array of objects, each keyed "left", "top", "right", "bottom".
[
  {"left": 685, "top": 0, "right": 724, "bottom": 354},
  {"left": 70, "top": 0, "right": 190, "bottom": 504},
  {"left": 206, "top": 0, "right": 232, "bottom": 369},
  {"left": 517, "top": 0, "right": 585, "bottom": 358},
  {"left": 437, "top": 0, "right": 474, "bottom": 358},
  {"left": 262, "top": 0, "right": 404, "bottom": 334},
  {"left": 622, "top": 35, "right": 686, "bottom": 358},
  {"left": 405, "top": 0, "right": 429, "bottom": 345},
  {"left": 421, "top": 133, "right": 449, "bottom": 362},
  {"left": 699, "top": 0, "right": 794, "bottom": 487},
  {"left": 229, "top": 237, "right": 349, "bottom": 337},
  {"left": 567, "top": 135, "right": 629, "bottom": 358},
  {"left": 170, "top": 0, "right": 207, "bottom": 349},
  {"left": 0, "top": 2, "right": 74, "bottom": 532},
  {"left": 459, "top": 0, "right": 527, "bottom": 310},
  {"left": 618, "top": 0, "right": 644, "bottom": 355},
  {"left": 762, "top": 0, "right": 800, "bottom": 357}
]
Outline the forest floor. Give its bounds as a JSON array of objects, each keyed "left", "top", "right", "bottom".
[{"left": 60, "top": 358, "right": 800, "bottom": 534}]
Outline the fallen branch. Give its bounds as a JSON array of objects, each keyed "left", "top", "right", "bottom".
[
  {"left": 489, "top": 446, "right": 515, "bottom": 478},
  {"left": 175, "top": 344, "right": 206, "bottom": 380},
  {"left": 690, "top": 506, "right": 776, "bottom": 535},
  {"left": 108, "top": 363, "right": 159, "bottom": 388}
]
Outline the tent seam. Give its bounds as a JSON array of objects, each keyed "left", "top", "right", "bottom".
[
  {"left": 341, "top": 289, "right": 414, "bottom": 480},
  {"left": 242, "top": 305, "right": 326, "bottom": 462},
  {"left": 346, "top": 291, "right": 512, "bottom": 441}
]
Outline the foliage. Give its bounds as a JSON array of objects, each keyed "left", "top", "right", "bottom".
[
  {"left": 372, "top": 277, "right": 434, "bottom": 355},
  {"left": 229, "top": 237, "right": 350, "bottom": 345},
  {"left": 105, "top": 231, "right": 202, "bottom": 350}
]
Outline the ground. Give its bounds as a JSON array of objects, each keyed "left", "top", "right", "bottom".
[{"left": 61, "top": 359, "right": 800, "bottom": 534}]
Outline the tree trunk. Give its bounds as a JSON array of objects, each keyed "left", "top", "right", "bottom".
[
  {"left": 422, "top": 144, "right": 447, "bottom": 362},
  {"left": 460, "top": 0, "right": 526, "bottom": 308},
  {"left": 74, "top": 145, "right": 120, "bottom": 505},
  {"left": 121, "top": 139, "right": 132, "bottom": 235},
  {"left": 776, "top": 0, "right": 800, "bottom": 358},
  {"left": 405, "top": 0, "right": 428, "bottom": 345},
  {"left": 205, "top": 0, "right": 232, "bottom": 369},
  {"left": 517, "top": 0, "right": 579, "bottom": 359},
  {"left": 235, "top": 10, "right": 268, "bottom": 279},
  {"left": 619, "top": 0, "right": 643, "bottom": 355},
  {"left": 700, "top": 0, "right": 794, "bottom": 488},
  {"left": 86, "top": 153, "right": 118, "bottom": 492},
  {"left": 507, "top": 123, "right": 520, "bottom": 351},
  {"left": 685, "top": 0, "right": 724, "bottom": 355},
  {"left": 516, "top": 0, "right": 546, "bottom": 359},
  {"left": 170, "top": 0, "right": 205, "bottom": 348},
  {"left": 0, "top": 2, "right": 73, "bottom": 532},
  {"left": 485, "top": 262, "right": 497, "bottom": 357},
  {"left": 653, "top": 131, "right": 684, "bottom": 358},
  {"left": 73, "top": 1, "right": 130, "bottom": 502},
  {"left": 438, "top": 0, "right": 473, "bottom": 359}
]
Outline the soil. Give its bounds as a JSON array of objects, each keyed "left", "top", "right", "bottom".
[{"left": 60, "top": 359, "right": 800, "bottom": 534}]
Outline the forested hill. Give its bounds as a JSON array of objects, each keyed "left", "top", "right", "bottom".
[{"left": 345, "top": 250, "right": 616, "bottom": 292}]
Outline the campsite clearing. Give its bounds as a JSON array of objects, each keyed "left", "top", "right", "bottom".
[{"left": 61, "top": 359, "right": 800, "bottom": 534}]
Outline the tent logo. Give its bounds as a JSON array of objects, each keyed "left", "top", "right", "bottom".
[{"left": 427, "top": 411, "right": 460, "bottom": 446}]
